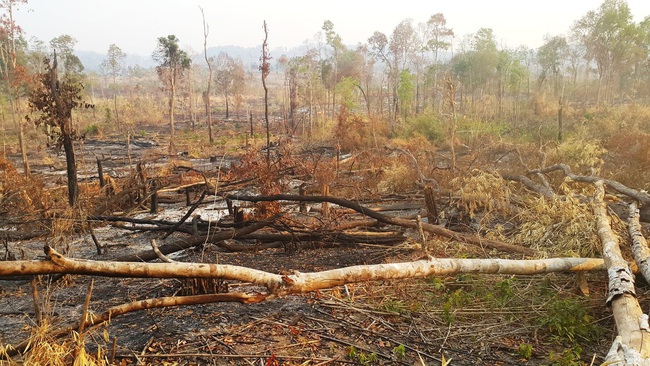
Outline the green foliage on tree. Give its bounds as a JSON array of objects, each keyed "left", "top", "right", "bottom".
[
  {"left": 572, "top": 0, "right": 642, "bottom": 104},
  {"left": 50, "top": 34, "right": 84, "bottom": 77},
  {"left": 398, "top": 70, "right": 415, "bottom": 118},
  {"left": 152, "top": 35, "right": 191, "bottom": 153},
  {"left": 537, "top": 35, "right": 569, "bottom": 93},
  {"left": 214, "top": 51, "right": 244, "bottom": 119},
  {"left": 101, "top": 43, "right": 126, "bottom": 127}
]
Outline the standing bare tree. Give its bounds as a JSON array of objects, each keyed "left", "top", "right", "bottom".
[
  {"left": 260, "top": 21, "right": 271, "bottom": 166},
  {"left": 199, "top": 7, "right": 214, "bottom": 144},
  {"left": 153, "top": 35, "right": 191, "bottom": 154}
]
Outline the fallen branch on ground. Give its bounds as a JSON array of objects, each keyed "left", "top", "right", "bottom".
[
  {"left": 224, "top": 193, "right": 536, "bottom": 256},
  {"left": 0, "top": 246, "right": 605, "bottom": 296}
]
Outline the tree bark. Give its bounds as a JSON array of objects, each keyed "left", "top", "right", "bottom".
[
  {"left": 594, "top": 181, "right": 650, "bottom": 362},
  {"left": 628, "top": 201, "right": 650, "bottom": 284},
  {"left": 200, "top": 7, "right": 214, "bottom": 144},
  {"left": 0, "top": 246, "right": 605, "bottom": 296}
]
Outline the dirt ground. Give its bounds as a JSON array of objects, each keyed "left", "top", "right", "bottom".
[{"left": 0, "top": 131, "right": 632, "bottom": 365}]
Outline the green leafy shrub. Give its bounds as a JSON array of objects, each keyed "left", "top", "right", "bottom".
[{"left": 538, "top": 298, "right": 603, "bottom": 344}]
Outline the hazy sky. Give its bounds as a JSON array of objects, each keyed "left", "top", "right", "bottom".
[{"left": 13, "top": 0, "right": 650, "bottom": 56}]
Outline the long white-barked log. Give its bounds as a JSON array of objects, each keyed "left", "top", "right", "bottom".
[
  {"left": 0, "top": 245, "right": 606, "bottom": 297},
  {"left": 594, "top": 181, "right": 650, "bottom": 364}
]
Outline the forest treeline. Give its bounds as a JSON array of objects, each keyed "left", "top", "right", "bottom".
[{"left": 0, "top": 0, "right": 649, "bottom": 154}]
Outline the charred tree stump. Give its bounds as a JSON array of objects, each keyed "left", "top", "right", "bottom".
[
  {"left": 150, "top": 179, "right": 158, "bottom": 214},
  {"left": 424, "top": 185, "right": 439, "bottom": 224},
  {"left": 226, "top": 198, "right": 234, "bottom": 216},
  {"left": 299, "top": 183, "right": 307, "bottom": 213},
  {"left": 234, "top": 206, "right": 245, "bottom": 228},
  {"left": 97, "top": 158, "right": 105, "bottom": 188},
  {"left": 322, "top": 184, "right": 330, "bottom": 219}
]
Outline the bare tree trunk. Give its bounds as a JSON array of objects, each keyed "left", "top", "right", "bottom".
[
  {"left": 62, "top": 125, "right": 78, "bottom": 206},
  {"left": 200, "top": 7, "right": 214, "bottom": 144},
  {"left": 169, "top": 69, "right": 176, "bottom": 154},
  {"left": 188, "top": 67, "right": 195, "bottom": 130},
  {"left": 112, "top": 69, "right": 120, "bottom": 129},
  {"left": 12, "top": 102, "right": 30, "bottom": 176},
  {"left": 49, "top": 52, "right": 78, "bottom": 206},
  {"left": 261, "top": 21, "right": 271, "bottom": 167}
]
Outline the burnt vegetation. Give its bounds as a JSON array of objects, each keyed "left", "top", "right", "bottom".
[{"left": 1, "top": 0, "right": 650, "bottom": 365}]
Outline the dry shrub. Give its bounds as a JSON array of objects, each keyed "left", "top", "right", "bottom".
[
  {"left": 17, "top": 324, "right": 106, "bottom": 366},
  {"left": 603, "top": 132, "right": 650, "bottom": 190},
  {"left": 228, "top": 146, "right": 300, "bottom": 218},
  {"left": 513, "top": 192, "right": 599, "bottom": 257},
  {"left": 377, "top": 160, "right": 419, "bottom": 194},
  {"left": 450, "top": 170, "right": 514, "bottom": 223},
  {"left": 530, "top": 93, "right": 552, "bottom": 116},
  {"left": 0, "top": 157, "right": 53, "bottom": 214},
  {"left": 547, "top": 137, "right": 606, "bottom": 173},
  {"left": 334, "top": 106, "right": 378, "bottom": 151}
]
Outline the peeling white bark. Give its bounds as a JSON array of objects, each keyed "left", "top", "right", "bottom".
[
  {"left": 629, "top": 202, "right": 650, "bottom": 283},
  {"left": 594, "top": 181, "right": 650, "bottom": 362},
  {"left": 0, "top": 246, "right": 606, "bottom": 297}
]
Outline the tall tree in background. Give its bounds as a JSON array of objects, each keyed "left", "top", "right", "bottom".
[
  {"left": 368, "top": 31, "right": 393, "bottom": 129},
  {"left": 572, "top": 0, "right": 640, "bottom": 105},
  {"left": 537, "top": 35, "right": 568, "bottom": 95},
  {"left": 50, "top": 34, "right": 84, "bottom": 77},
  {"left": 322, "top": 20, "right": 345, "bottom": 119},
  {"left": 199, "top": 6, "right": 214, "bottom": 144},
  {"left": 101, "top": 43, "right": 126, "bottom": 128},
  {"left": 389, "top": 19, "right": 417, "bottom": 129},
  {"left": 28, "top": 52, "right": 89, "bottom": 206},
  {"left": 423, "top": 13, "right": 453, "bottom": 111},
  {"left": 153, "top": 35, "right": 191, "bottom": 154},
  {"left": 0, "top": 0, "right": 30, "bottom": 175},
  {"left": 214, "top": 52, "right": 245, "bottom": 119}
]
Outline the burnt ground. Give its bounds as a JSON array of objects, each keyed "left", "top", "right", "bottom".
[{"left": 0, "top": 129, "right": 634, "bottom": 365}]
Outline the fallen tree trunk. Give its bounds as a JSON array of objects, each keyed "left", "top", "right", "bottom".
[
  {"left": 628, "top": 201, "right": 650, "bottom": 284},
  {"left": 113, "top": 218, "right": 273, "bottom": 262},
  {"left": 241, "top": 231, "right": 406, "bottom": 245},
  {"left": 225, "top": 193, "right": 536, "bottom": 256},
  {"left": 534, "top": 164, "right": 650, "bottom": 204},
  {"left": 0, "top": 246, "right": 605, "bottom": 297},
  {"left": 594, "top": 181, "right": 650, "bottom": 363}
]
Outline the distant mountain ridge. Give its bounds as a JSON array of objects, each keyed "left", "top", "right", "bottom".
[{"left": 77, "top": 44, "right": 308, "bottom": 73}]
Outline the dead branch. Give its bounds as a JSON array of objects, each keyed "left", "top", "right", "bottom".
[
  {"left": 535, "top": 164, "right": 650, "bottom": 204},
  {"left": 0, "top": 230, "right": 49, "bottom": 241},
  {"left": 225, "top": 193, "right": 537, "bottom": 256},
  {"left": 6, "top": 292, "right": 265, "bottom": 359},
  {"left": 387, "top": 146, "right": 439, "bottom": 188},
  {"left": 162, "top": 189, "right": 207, "bottom": 239},
  {"left": 241, "top": 231, "right": 406, "bottom": 246},
  {"left": 500, "top": 173, "right": 556, "bottom": 199},
  {"left": 151, "top": 239, "right": 174, "bottom": 263},
  {"left": 594, "top": 181, "right": 650, "bottom": 362},
  {"left": 114, "top": 218, "right": 274, "bottom": 262}
]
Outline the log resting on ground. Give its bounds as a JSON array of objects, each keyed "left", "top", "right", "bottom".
[
  {"left": 224, "top": 193, "right": 536, "bottom": 256},
  {"left": 0, "top": 246, "right": 605, "bottom": 297}
]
